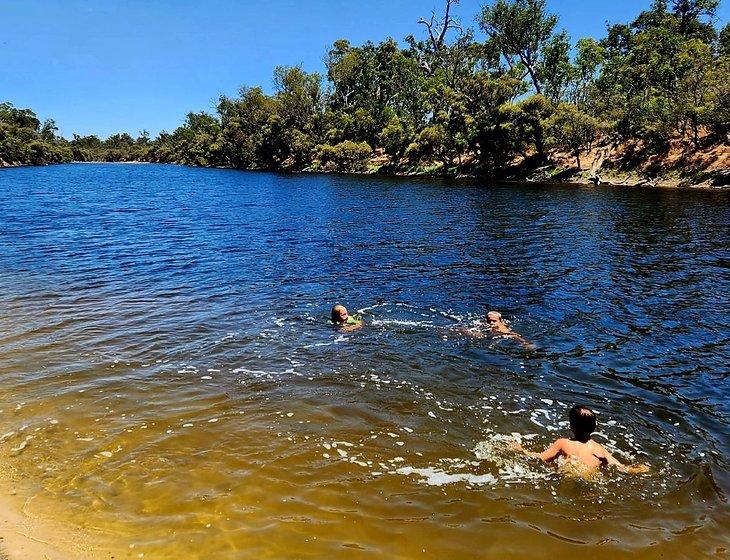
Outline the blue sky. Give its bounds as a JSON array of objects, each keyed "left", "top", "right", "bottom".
[{"left": 2, "top": 0, "right": 728, "bottom": 138}]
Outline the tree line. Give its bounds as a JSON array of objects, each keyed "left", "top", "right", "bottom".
[
  {"left": 2, "top": 0, "right": 728, "bottom": 176},
  {"left": 0, "top": 103, "right": 152, "bottom": 166}
]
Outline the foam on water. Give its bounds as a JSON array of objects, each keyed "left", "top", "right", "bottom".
[{"left": 395, "top": 466, "right": 497, "bottom": 486}]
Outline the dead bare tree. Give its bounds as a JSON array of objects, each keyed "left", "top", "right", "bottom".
[{"left": 418, "top": 0, "right": 463, "bottom": 75}]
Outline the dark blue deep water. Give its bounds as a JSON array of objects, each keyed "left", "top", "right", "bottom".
[{"left": 0, "top": 163, "right": 727, "bottom": 559}]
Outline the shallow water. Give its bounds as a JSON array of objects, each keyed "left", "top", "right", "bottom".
[{"left": 0, "top": 163, "right": 727, "bottom": 559}]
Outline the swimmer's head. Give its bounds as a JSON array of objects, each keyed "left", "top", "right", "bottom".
[
  {"left": 569, "top": 405, "right": 597, "bottom": 439},
  {"left": 331, "top": 304, "right": 349, "bottom": 324},
  {"left": 486, "top": 311, "right": 502, "bottom": 324}
]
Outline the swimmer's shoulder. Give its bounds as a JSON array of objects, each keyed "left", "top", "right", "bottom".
[
  {"left": 549, "top": 437, "right": 571, "bottom": 454},
  {"left": 559, "top": 438, "right": 588, "bottom": 456},
  {"left": 586, "top": 439, "right": 608, "bottom": 455}
]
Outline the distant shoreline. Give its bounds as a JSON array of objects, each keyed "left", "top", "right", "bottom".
[
  {"left": 2, "top": 160, "right": 728, "bottom": 191},
  {"left": 70, "top": 160, "right": 152, "bottom": 164}
]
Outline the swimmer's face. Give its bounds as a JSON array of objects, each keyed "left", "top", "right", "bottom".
[
  {"left": 487, "top": 311, "right": 502, "bottom": 324},
  {"left": 335, "top": 306, "right": 349, "bottom": 322}
]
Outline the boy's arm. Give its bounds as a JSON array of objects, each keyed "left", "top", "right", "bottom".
[
  {"left": 461, "top": 328, "right": 486, "bottom": 339},
  {"left": 598, "top": 444, "right": 650, "bottom": 474},
  {"left": 509, "top": 333, "right": 536, "bottom": 350},
  {"left": 511, "top": 439, "right": 565, "bottom": 462}
]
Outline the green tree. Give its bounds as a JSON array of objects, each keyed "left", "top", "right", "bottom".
[
  {"left": 479, "top": 0, "right": 559, "bottom": 94},
  {"left": 273, "top": 66, "right": 323, "bottom": 133},
  {"left": 671, "top": 0, "right": 719, "bottom": 36},
  {"left": 40, "top": 119, "right": 58, "bottom": 141},
  {"left": 571, "top": 38, "right": 606, "bottom": 107},
  {"left": 378, "top": 116, "right": 411, "bottom": 161},
  {"left": 545, "top": 103, "right": 600, "bottom": 169},
  {"left": 539, "top": 31, "right": 573, "bottom": 104},
  {"left": 511, "top": 95, "right": 553, "bottom": 161},
  {"left": 675, "top": 38, "right": 715, "bottom": 146},
  {"left": 718, "top": 23, "right": 730, "bottom": 55},
  {"left": 464, "top": 71, "right": 526, "bottom": 170},
  {"left": 217, "top": 87, "right": 276, "bottom": 168},
  {"left": 705, "top": 54, "right": 730, "bottom": 142},
  {"left": 315, "top": 140, "right": 372, "bottom": 172}
]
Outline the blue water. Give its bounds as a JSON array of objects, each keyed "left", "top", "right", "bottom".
[{"left": 0, "top": 163, "right": 727, "bottom": 559}]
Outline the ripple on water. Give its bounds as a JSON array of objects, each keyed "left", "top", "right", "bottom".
[{"left": 0, "top": 164, "right": 727, "bottom": 559}]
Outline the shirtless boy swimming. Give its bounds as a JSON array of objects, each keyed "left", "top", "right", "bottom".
[
  {"left": 511, "top": 405, "right": 650, "bottom": 474},
  {"left": 461, "top": 310, "right": 533, "bottom": 348},
  {"left": 486, "top": 311, "right": 528, "bottom": 340},
  {"left": 331, "top": 304, "right": 363, "bottom": 332}
]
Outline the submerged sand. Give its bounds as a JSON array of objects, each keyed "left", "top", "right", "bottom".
[{"left": 0, "top": 473, "right": 114, "bottom": 559}]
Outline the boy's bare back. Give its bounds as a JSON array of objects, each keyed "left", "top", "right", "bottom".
[
  {"left": 512, "top": 406, "right": 650, "bottom": 474},
  {"left": 534, "top": 437, "right": 647, "bottom": 472}
]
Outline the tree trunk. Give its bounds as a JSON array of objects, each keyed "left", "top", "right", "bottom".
[
  {"left": 525, "top": 64, "right": 542, "bottom": 95},
  {"left": 534, "top": 130, "right": 546, "bottom": 162}
]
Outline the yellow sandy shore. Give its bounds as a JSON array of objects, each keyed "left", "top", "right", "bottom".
[
  {"left": 0, "top": 474, "right": 108, "bottom": 560},
  {"left": 0, "top": 492, "right": 72, "bottom": 559}
]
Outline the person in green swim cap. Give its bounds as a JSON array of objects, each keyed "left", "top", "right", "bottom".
[{"left": 331, "top": 304, "right": 363, "bottom": 331}]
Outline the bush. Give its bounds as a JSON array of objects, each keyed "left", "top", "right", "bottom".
[
  {"left": 545, "top": 103, "right": 600, "bottom": 169},
  {"left": 315, "top": 140, "right": 372, "bottom": 172},
  {"left": 378, "top": 117, "right": 411, "bottom": 161}
]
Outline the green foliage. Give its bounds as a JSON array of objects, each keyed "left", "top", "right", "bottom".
[
  {"left": 720, "top": 24, "right": 730, "bottom": 55},
  {"left": 408, "top": 125, "right": 450, "bottom": 164},
  {"left": 705, "top": 55, "right": 730, "bottom": 142},
  {"left": 479, "top": 0, "right": 559, "bottom": 94},
  {"left": 571, "top": 38, "right": 606, "bottom": 107},
  {"left": 0, "top": 103, "right": 72, "bottom": 166},
  {"left": 591, "top": 0, "right": 729, "bottom": 150},
  {"left": 315, "top": 140, "right": 372, "bottom": 172},
  {"left": 539, "top": 31, "right": 573, "bottom": 104},
  {"left": 378, "top": 116, "right": 411, "bottom": 160},
  {"left": 545, "top": 103, "right": 601, "bottom": 169},
  {"left": 217, "top": 87, "right": 277, "bottom": 168},
  {"left": 509, "top": 95, "right": 554, "bottom": 160}
]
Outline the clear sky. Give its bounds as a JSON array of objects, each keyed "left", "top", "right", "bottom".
[{"left": 2, "top": 0, "right": 728, "bottom": 139}]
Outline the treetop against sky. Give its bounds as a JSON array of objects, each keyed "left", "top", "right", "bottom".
[{"left": 2, "top": 0, "right": 728, "bottom": 138}]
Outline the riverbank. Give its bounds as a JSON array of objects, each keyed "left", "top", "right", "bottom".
[
  {"left": 3, "top": 152, "right": 728, "bottom": 190},
  {"left": 364, "top": 162, "right": 730, "bottom": 190},
  {"left": 353, "top": 138, "right": 730, "bottom": 190},
  {"left": 204, "top": 136, "right": 730, "bottom": 189}
]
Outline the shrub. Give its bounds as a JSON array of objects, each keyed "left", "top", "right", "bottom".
[{"left": 315, "top": 140, "right": 372, "bottom": 172}]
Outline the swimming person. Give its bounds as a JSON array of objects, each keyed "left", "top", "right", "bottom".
[
  {"left": 485, "top": 310, "right": 527, "bottom": 341},
  {"left": 460, "top": 310, "right": 533, "bottom": 348},
  {"left": 331, "top": 304, "right": 363, "bottom": 332},
  {"left": 511, "top": 405, "right": 650, "bottom": 474}
]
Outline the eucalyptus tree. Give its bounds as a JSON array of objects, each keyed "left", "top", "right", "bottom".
[
  {"left": 545, "top": 103, "right": 601, "bottom": 170},
  {"left": 478, "top": 0, "right": 559, "bottom": 95},
  {"left": 217, "top": 87, "right": 277, "bottom": 169},
  {"left": 671, "top": 0, "right": 719, "bottom": 36}
]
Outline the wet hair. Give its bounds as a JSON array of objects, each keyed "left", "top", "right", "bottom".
[
  {"left": 331, "top": 305, "right": 344, "bottom": 324},
  {"left": 569, "top": 405, "right": 597, "bottom": 437}
]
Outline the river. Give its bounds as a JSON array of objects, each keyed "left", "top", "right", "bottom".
[{"left": 0, "top": 163, "right": 727, "bottom": 559}]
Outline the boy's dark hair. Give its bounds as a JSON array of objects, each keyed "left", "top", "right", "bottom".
[
  {"left": 569, "top": 405, "right": 596, "bottom": 436},
  {"left": 331, "top": 305, "right": 340, "bottom": 324}
]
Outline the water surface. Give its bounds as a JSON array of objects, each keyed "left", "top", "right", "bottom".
[{"left": 0, "top": 164, "right": 728, "bottom": 559}]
